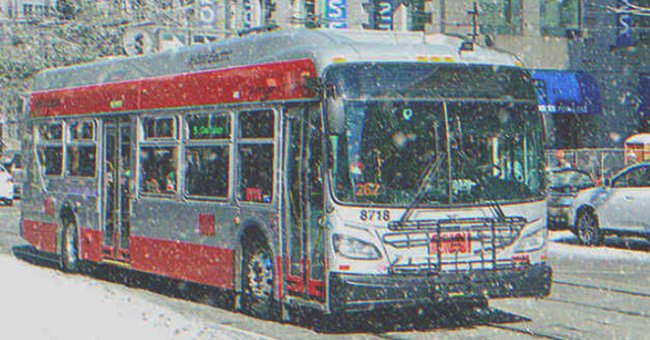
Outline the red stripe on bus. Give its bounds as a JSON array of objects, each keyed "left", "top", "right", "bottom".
[
  {"left": 21, "top": 220, "right": 58, "bottom": 254},
  {"left": 276, "top": 256, "right": 283, "bottom": 300},
  {"left": 29, "top": 59, "right": 316, "bottom": 117},
  {"left": 79, "top": 228, "right": 102, "bottom": 263},
  {"left": 130, "top": 236, "right": 235, "bottom": 290}
]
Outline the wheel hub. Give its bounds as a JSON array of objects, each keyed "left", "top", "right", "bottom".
[{"left": 247, "top": 249, "right": 273, "bottom": 299}]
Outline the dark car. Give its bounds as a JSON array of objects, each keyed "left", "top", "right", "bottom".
[{"left": 547, "top": 168, "right": 596, "bottom": 229}]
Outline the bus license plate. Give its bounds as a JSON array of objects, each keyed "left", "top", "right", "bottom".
[{"left": 429, "top": 232, "right": 472, "bottom": 255}]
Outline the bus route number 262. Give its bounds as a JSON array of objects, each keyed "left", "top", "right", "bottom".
[{"left": 360, "top": 209, "right": 390, "bottom": 222}]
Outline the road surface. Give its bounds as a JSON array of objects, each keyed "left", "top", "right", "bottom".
[{"left": 1, "top": 202, "right": 649, "bottom": 339}]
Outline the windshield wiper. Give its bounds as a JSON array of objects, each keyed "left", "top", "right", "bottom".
[{"left": 399, "top": 153, "right": 444, "bottom": 223}]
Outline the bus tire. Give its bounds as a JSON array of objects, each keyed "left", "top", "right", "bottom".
[
  {"left": 241, "top": 235, "right": 276, "bottom": 319},
  {"left": 60, "top": 220, "right": 80, "bottom": 273}
]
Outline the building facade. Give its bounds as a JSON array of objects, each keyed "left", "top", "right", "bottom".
[
  {"left": 0, "top": 0, "right": 57, "bottom": 19},
  {"left": 2, "top": 1, "right": 649, "bottom": 151}
]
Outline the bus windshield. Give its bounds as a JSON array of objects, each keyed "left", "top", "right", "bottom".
[{"left": 326, "top": 63, "right": 545, "bottom": 205}]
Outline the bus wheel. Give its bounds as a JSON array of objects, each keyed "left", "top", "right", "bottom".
[
  {"left": 60, "top": 221, "right": 80, "bottom": 272},
  {"left": 576, "top": 211, "right": 603, "bottom": 246},
  {"left": 241, "top": 237, "right": 276, "bottom": 319}
]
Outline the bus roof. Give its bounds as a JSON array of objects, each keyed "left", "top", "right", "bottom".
[{"left": 32, "top": 29, "right": 521, "bottom": 92}]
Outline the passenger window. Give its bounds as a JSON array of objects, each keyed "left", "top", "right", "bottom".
[
  {"left": 143, "top": 117, "right": 177, "bottom": 139},
  {"left": 237, "top": 110, "right": 275, "bottom": 203},
  {"left": 140, "top": 147, "right": 178, "bottom": 194},
  {"left": 185, "top": 112, "right": 231, "bottom": 198},
  {"left": 66, "top": 121, "right": 96, "bottom": 177},
  {"left": 240, "top": 110, "right": 274, "bottom": 138},
  {"left": 36, "top": 123, "right": 64, "bottom": 176},
  {"left": 238, "top": 144, "right": 274, "bottom": 203},
  {"left": 67, "top": 145, "right": 96, "bottom": 177},
  {"left": 187, "top": 113, "right": 230, "bottom": 140},
  {"left": 139, "top": 116, "right": 179, "bottom": 195},
  {"left": 185, "top": 146, "right": 229, "bottom": 197}
]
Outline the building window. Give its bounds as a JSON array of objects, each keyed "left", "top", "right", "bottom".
[
  {"left": 23, "top": 4, "right": 33, "bottom": 16},
  {"left": 479, "top": 0, "right": 523, "bottom": 35},
  {"left": 408, "top": 0, "right": 430, "bottom": 31},
  {"left": 540, "top": 0, "right": 580, "bottom": 37}
]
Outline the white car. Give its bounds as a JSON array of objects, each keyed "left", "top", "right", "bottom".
[
  {"left": 568, "top": 162, "right": 650, "bottom": 245},
  {"left": 0, "top": 164, "right": 14, "bottom": 206}
]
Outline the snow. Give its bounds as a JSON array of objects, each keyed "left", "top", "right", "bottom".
[
  {"left": 0, "top": 253, "right": 250, "bottom": 340},
  {"left": 549, "top": 230, "right": 650, "bottom": 263}
]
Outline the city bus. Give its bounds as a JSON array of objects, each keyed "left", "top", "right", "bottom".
[{"left": 20, "top": 28, "right": 551, "bottom": 319}]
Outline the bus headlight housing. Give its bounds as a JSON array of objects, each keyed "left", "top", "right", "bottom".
[
  {"left": 515, "top": 227, "right": 547, "bottom": 253},
  {"left": 333, "top": 234, "right": 381, "bottom": 260}
]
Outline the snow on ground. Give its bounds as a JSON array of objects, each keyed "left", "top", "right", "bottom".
[
  {"left": 0, "top": 253, "right": 250, "bottom": 340},
  {"left": 549, "top": 230, "right": 650, "bottom": 263}
]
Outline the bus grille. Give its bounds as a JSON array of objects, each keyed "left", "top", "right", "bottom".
[{"left": 383, "top": 217, "right": 526, "bottom": 274}]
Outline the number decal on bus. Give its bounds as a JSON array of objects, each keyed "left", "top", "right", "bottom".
[
  {"left": 360, "top": 209, "right": 390, "bottom": 221},
  {"left": 355, "top": 182, "right": 380, "bottom": 197}
]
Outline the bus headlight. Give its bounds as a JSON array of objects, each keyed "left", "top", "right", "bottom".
[
  {"left": 333, "top": 234, "right": 381, "bottom": 260},
  {"left": 515, "top": 228, "right": 547, "bottom": 253}
]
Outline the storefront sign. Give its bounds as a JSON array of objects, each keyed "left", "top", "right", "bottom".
[
  {"left": 326, "top": 0, "right": 347, "bottom": 28},
  {"left": 615, "top": 0, "right": 635, "bottom": 48}
]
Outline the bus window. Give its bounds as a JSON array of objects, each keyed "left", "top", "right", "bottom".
[
  {"left": 140, "top": 147, "right": 178, "bottom": 194},
  {"left": 238, "top": 110, "right": 275, "bottom": 203},
  {"left": 139, "top": 116, "right": 179, "bottom": 195},
  {"left": 185, "top": 146, "right": 229, "bottom": 197},
  {"left": 187, "top": 113, "right": 230, "bottom": 140},
  {"left": 66, "top": 121, "right": 96, "bottom": 177},
  {"left": 240, "top": 110, "right": 274, "bottom": 138},
  {"left": 185, "top": 112, "right": 231, "bottom": 198},
  {"left": 143, "top": 117, "right": 177, "bottom": 139},
  {"left": 67, "top": 145, "right": 96, "bottom": 177},
  {"left": 36, "top": 122, "right": 63, "bottom": 176}
]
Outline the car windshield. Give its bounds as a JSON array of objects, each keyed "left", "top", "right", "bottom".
[
  {"left": 549, "top": 169, "right": 594, "bottom": 191},
  {"left": 326, "top": 63, "right": 545, "bottom": 206}
]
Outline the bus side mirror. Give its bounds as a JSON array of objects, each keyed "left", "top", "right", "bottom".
[{"left": 326, "top": 97, "right": 345, "bottom": 134}]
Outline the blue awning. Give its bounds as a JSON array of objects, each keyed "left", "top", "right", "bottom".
[{"left": 532, "top": 70, "right": 602, "bottom": 114}]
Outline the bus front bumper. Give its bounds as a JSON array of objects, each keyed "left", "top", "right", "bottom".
[{"left": 329, "top": 264, "right": 552, "bottom": 313}]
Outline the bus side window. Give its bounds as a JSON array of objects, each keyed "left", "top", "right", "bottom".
[
  {"left": 185, "top": 112, "right": 231, "bottom": 198},
  {"left": 37, "top": 123, "right": 63, "bottom": 177},
  {"left": 237, "top": 110, "right": 275, "bottom": 203},
  {"left": 139, "top": 116, "right": 179, "bottom": 195}
]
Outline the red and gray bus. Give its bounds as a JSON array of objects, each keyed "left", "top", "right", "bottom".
[{"left": 20, "top": 29, "right": 551, "bottom": 319}]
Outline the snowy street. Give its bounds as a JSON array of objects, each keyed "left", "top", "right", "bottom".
[{"left": 2, "top": 203, "right": 650, "bottom": 339}]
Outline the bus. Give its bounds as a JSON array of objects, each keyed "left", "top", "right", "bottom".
[{"left": 20, "top": 29, "right": 551, "bottom": 319}]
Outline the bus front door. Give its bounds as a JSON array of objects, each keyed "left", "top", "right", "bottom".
[
  {"left": 284, "top": 109, "right": 326, "bottom": 302},
  {"left": 101, "top": 119, "right": 132, "bottom": 264}
]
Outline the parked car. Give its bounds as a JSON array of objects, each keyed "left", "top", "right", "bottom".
[
  {"left": 547, "top": 168, "right": 597, "bottom": 229},
  {"left": 0, "top": 164, "right": 14, "bottom": 206},
  {"left": 568, "top": 162, "right": 650, "bottom": 245},
  {"left": 3, "top": 153, "right": 23, "bottom": 198}
]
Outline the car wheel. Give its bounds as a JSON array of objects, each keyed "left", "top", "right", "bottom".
[
  {"left": 576, "top": 211, "right": 603, "bottom": 246},
  {"left": 241, "top": 236, "right": 276, "bottom": 319},
  {"left": 60, "top": 221, "right": 80, "bottom": 272},
  {"left": 6, "top": 199, "right": 12, "bottom": 206}
]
